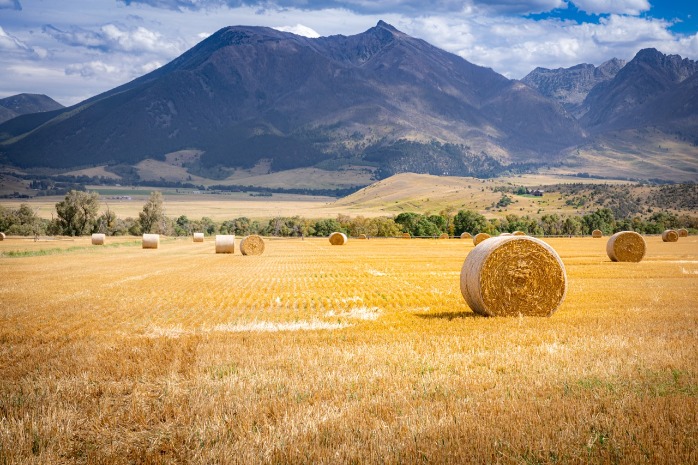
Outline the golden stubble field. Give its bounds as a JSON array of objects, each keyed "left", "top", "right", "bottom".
[{"left": 1, "top": 235, "right": 697, "bottom": 464}]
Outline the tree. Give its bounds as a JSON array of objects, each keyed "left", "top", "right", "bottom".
[
  {"left": 55, "top": 190, "right": 100, "bottom": 236},
  {"left": 453, "top": 210, "right": 488, "bottom": 235},
  {"left": 139, "top": 191, "right": 166, "bottom": 234}
]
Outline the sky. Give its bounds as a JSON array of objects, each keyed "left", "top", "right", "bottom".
[{"left": 1, "top": 0, "right": 697, "bottom": 106}]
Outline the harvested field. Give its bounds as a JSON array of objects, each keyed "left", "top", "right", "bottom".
[{"left": 1, "top": 236, "right": 697, "bottom": 463}]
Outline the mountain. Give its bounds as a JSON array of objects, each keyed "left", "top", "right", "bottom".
[
  {"left": 581, "top": 48, "right": 698, "bottom": 133},
  {"left": 521, "top": 58, "right": 625, "bottom": 116},
  {"left": 0, "top": 21, "right": 583, "bottom": 177},
  {"left": 0, "top": 93, "right": 64, "bottom": 124}
]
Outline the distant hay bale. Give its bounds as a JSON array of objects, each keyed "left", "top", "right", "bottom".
[
  {"left": 473, "top": 232, "right": 491, "bottom": 246},
  {"left": 592, "top": 229, "right": 603, "bottom": 238},
  {"left": 606, "top": 231, "right": 646, "bottom": 262},
  {"left": 0, "top": 232, "right": 5, "bottom": 241},
  {"left": 142, "top": 234, "right": 160, "bottom": 249},
  {"left": 662, "top": 229, "right": 679, "bottom": 242},
  {"left": 329, "top": 232, "right": 348, "bottom": 245},
  {"left": 460, "top": 232, "right": 472, "bottom": 239},
  {"left": 439, "top": 233, "right": 449, "bottom": 239},
  {"left": 499, "top": 232, "right": 512, "bottom": 236},
  {"left": 215, "top": 235, "right": 235, "bottom": 253},
  {"left": 678, "top": 228, "right": 688, "bottom": 237},
  {"left": 460, "top": 236, "right": 567, "bottom": 317},
  {"left": 193, "top": 232, "right": 204, "bottom": 242},
  {"left": 512, "top": 231, "right": 526, "bottom": 236},
  {"left": 240, "top": 234, "right": 265, "bottom": 255},
  {"left": 402, "top": 232, "right": 411, "bottom": 239},
  {"left": 91, "top": 233, "right": 105, "bottom": 245},
  {"left": 358, "top": 234, "right": 368, "bottom": 239}
]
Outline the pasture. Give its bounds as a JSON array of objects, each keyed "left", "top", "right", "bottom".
[{"left": 1, "top": 235, "right": 696, "bottom": 463}]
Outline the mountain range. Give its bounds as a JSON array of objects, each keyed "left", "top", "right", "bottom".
[{"left": 0, "top": 21, "right": 696, "bottom": 183}]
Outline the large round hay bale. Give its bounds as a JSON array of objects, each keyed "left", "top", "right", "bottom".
[
  {"left": 215, "top": 235, "right": 235, "bottom": 253},
  {"left": 142, "top": 234, "right": 160, "bottom": 249},
  {"left": 240, "top": 234, "right": 265, "bottom": 255},
  {"left": 193, "top": 232, "right": 204, "bottom": 242},
  {"left": 512, "top": 231, "right": 526, "bottom": 236},
  {"left": 460, "top": 236, "right": 567, "bottom": 317},
  {"left": 606, "top": 231, "right": 646, "bottom": 262},
  {"left": 329, "top": 232, "right": 348, "bottom": 245},
  {"left": 0, "top": 232, "right": 6, "bottom": 241},
  {"left": 678, "top": 228, "right": 688, "bottom": 237},
  {"left": 460, "top": 232, "right": 472, "bottom": 240},
  {"left": 473, "top": 232, "right": 491, "bottom": 246},
  {"left": 662, "top": 229, "right": 679, "bottom": 242},
  {"left": 91, "top": 233, "right": 105, "bottom": 245},
  {"left": 592, "top": 229, "right": 603, "bottom": 238},
  {"left": 402, "top": 232, "right": 411, "bottom": 239},
  {"left": 439, "top": 233, "right": 449, "bottom": 239}
]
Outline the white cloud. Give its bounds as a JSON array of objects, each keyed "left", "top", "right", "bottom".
[
  {"left": 0, "top": 25, "right": 30, "bottom": 51},
  {"left": 571, "top": 0, "right": 650, "bottom": 16},
  {"left": 273, "top": 24, "right": 321, "bottom": 37},
  {"left": 65, "top": 60, "right": 120, "bottom": 78}
]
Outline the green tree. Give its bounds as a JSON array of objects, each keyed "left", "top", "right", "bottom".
[
  {"left": 139, "top": 191, "right": 166, "bottom": 234},
  {"left": 453, "top": 210, "right": 488, "bottom": 235},
  {"left": 55, "top": 190, "right": 100, "bottom": 236}
]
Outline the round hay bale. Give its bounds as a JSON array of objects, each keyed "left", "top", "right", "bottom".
[
  {"left": 592, "top": 229, "right": 603, "bottom": 238},
  {"left": 678, "top": 228, "right": 688, "bottom": 237},
  {"left": 215, "top": 235, "right": 235, "bottom": 253},
  {"left": 439, "top": 233, "right": 449, "bottom": 239},
  {"left": 91, "top": 233, "right": 105, "bottom": 245},
  {"left": 499, "top": 232, "right": 512, "bottom": 236},
  {"left": 662, "top": 229, "right": 679, "bottom": 242},
  {"left": 402, "top": 232, "right": 411, "bottom": 239},
  {"left": 240, "top": 234, "right": 265, "bottom": 255},
  {"left": 193, "top": 232, "right": 204, "bottom": 242},
  {"left": 142, "top": 234, "right": 160, "bottom": 249},
  {"left": 0, "top": 232, "right": 6, "bottom": 241},
  {"left": 358, "top": 234, "right": 368, "bottom": 239},
  {"left": 460, "top": 232, "right": 472, "bottom": 240},
  {"left": 329, "top": 232, "right": 348, "bottom": 245},
  {"left": 606, "top": 231, "right": 646, "bottom": 262},
  {"left": 460, "top": 236, "right": 567, "bottom": 317},
  {"left": 512, "top": 231, "right": 526, "bottom": 236},
  {"left": 473, "top": 232, "right": 491, "bottom": 246}
]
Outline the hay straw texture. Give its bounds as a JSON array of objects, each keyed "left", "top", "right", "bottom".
[
  {"left": 193, "top": 232, "right": 204, "bottom": 242},
  {"left": 439, "top": 233, "right": 449, "bottom": 239},
  {"left": 142, "top": 234, "right": 160, "bottom": 249},
  {"left": 606, "top": 231, "right": 646, "bottom": 262},
  {"left": 473, "top": 233, "right": 491, "bottom": 246},
  {"left": 91, "top": 233, "right": 105, "bottom": 245},
  {"left": 513, "top": 231, "right": 526, "bottom": 236},
  {"left": 402, "top": 233, "right": 411, "bottom": 239},
  {"left": 215, "top": 235, "right": 235, "bottom": 254},
  {"left": 592, "top": 229, "right": 603, "bottom": 238},
  {"left": 678, "top": 228, "right": 688, "bottom": 237},
  {"left": 0, "top": 232, "right": 5, "bottom": 241},
  {"left": 662, "top": 230, "right": 679, "bottom": 242},
  {"left": 240, "top": 235, "right": 265, "bottom": 256},
  {"left": 460, "top": 232, "right": 472, "bottom": 239},
  {"left": 460, "top": 236, "right": 567, "bottom": 317},
  {"left": 329, "top": 232, "right": 348, "bottom": 245}
]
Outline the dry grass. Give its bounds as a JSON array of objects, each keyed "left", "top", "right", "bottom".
[{"left": 1, "top": 236, "right": 697, "bottom": 464}]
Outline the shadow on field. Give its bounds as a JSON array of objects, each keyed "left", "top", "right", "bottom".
[{"left": 414, "top": 311, "right": 479, "bottom": 320}]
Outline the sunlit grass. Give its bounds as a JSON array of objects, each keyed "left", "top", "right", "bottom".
[{"left": 1, "top": 235, "right": 696, "bottom": 463}]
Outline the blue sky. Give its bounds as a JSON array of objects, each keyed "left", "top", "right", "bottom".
[{"left": 1, "top": 0, "right": 696, "bottom": 106}]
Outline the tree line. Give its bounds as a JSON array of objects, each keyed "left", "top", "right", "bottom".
[{"left": 1, "top": 190, "right": 696, "bottom": 238}]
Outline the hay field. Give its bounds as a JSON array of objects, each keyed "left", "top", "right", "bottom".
[{"left": 1, "top": 236, "right": 697, "bottom": 464}]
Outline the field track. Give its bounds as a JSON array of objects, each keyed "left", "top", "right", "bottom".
[{"left": 1, "top": 236, "right": 697, "bottom": 463}]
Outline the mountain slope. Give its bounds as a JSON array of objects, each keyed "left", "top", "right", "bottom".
[
  {"left": 0, "top": 21, "right": 583, "bottom": 175},
  {"left": 0, "top": 93, "right": 64, "bottom": 124}
]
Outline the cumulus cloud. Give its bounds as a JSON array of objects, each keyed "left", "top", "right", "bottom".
[
  {"left": 0, "top": 0, "right": 21, "bottom": 10},
  {"left": 272, "top": 24, "right": 320, "bottom": 37},
  {"left": 42, "top": 23, "right": 185, "bottom": 55},
  {"left": 571, "top": 0, "right": 650, "bottom": 16}
]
